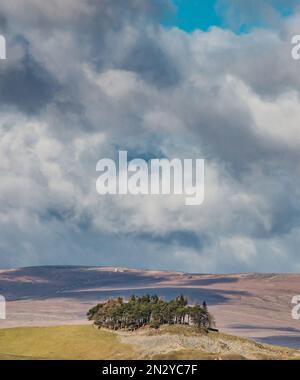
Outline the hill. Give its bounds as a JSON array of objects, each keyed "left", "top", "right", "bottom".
[
  {"left": 0, "top": 324, "right": 299, "bottom": 360},
  {"left": 1, "top": 266, "right": 300, "bottom": 349}
]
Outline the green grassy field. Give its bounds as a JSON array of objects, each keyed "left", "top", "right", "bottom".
[
  {"left": 0, "top": 324, "right": 299, "bottom": 360},
  {"left": 0, "top": 325, "right": 135, "bottom": 360}
]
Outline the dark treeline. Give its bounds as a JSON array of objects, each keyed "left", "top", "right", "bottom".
[{"left": 87, "top": 294, "right": 214, "bottom": 331}]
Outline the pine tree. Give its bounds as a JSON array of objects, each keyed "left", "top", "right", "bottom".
[{"left": 87, "top": 295, "right": 215, "bottom": 331}]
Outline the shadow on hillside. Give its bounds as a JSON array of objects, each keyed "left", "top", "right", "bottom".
[
  {"left": 0, "top": 266, "right": 166, "bottom": 300},
  {"left": 255, "top": 335, "right": 300, "bottom": 350},
  {"left": 0, "top": 267, "right": 249, "bottom": 305},
  {"left": 59, "top": 287, "right": 249, "bottom": 305},
  {"left": 181, "top": 277, "right": 239, "bottom": 286},
  {"left": 231, "top": 324, "right": 300, "bottom": 334}
]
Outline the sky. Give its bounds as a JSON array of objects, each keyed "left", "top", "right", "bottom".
[
  {"left": 166, "top": 0, "right": 222, "bottom": 31},
  {"left": 0, "top": 0, "right": 300, "bottom": 273}
]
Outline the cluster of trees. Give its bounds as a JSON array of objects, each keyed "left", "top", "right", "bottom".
[{"left": 87, "top": 294, "right": 214, "bottom": 331}]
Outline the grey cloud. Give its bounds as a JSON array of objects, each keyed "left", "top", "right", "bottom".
[
  {"left": 120, "top": 33, "right": 181, "bottom": 88},
  {"left": 216, "top": 0, "right": 300, "bottom": 29},
  {"left": 0, "top": 45, "right": 58, "bottom": 114},
  {"left": 0, "top": 0, "right": 175, "bottom": 114}
]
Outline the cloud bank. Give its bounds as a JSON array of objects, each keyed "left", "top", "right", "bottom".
[{"left": 0, "top": 0, "right": 300, "bottom": 272}]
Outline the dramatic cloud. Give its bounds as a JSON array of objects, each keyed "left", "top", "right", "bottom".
[{"left": 0, "top": 0, "right": 300, "bottom": 272}]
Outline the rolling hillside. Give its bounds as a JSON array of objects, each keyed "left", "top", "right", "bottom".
[
  {"left": 1, "top": 324, "right": 300, "bottom": 360},
  {"left": 0, "top": 266, "right": 300, "bottom": 349}
]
